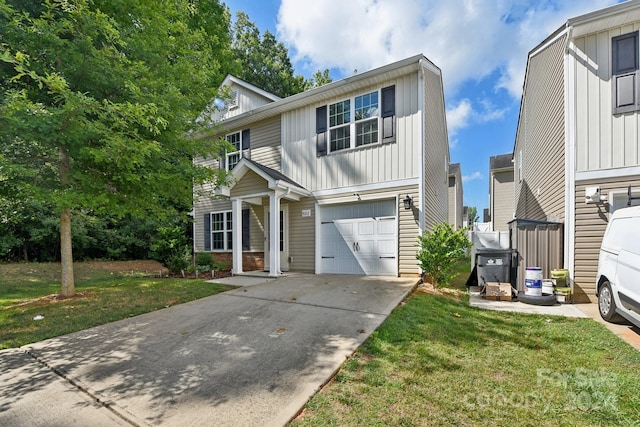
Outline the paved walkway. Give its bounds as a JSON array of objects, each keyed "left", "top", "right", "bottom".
[{"left": 0, "top": 274, "right": 416, "bottom": 426}]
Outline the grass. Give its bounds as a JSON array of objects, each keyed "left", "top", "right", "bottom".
[
  {"left": 290, "top": 270, "right": 640, "bottom": 426},
  {"left": 0, "top": 261, "right": 234, "bottom": 349}
]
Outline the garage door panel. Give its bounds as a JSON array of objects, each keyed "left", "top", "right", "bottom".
[{"left": 319, "top": 201, "right": 398, "bottom": 276}]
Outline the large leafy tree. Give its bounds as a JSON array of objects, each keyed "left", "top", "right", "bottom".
[
  {"left": 0, "top": 0, "right": 233, "bottom": 296},
  {"left": 230, "top": 11, "right": 331, "bottom": 97}
]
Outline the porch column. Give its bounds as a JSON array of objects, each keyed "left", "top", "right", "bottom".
[
  {"left": 269, "top": 192, "right": 281, "bottom": 277},
  {"left": 231, "top": 198, "right": 243, "bottom": 275}
]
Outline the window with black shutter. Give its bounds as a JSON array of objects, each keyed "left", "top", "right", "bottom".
[{"left": 613, "top": 31, "right": 639, "bottom": 114}]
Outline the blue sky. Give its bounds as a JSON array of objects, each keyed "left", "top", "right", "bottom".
[{"left": 225, "top": 0, "right": 619, "bottom": 214}]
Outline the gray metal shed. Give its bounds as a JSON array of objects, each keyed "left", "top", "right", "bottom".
[{"left": 509, "top": 219, "right": 564, "bottom": 292}]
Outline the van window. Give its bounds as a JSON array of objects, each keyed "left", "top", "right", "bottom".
[{"left": 604, "top": 217, "right": 640, "bottom": 255}]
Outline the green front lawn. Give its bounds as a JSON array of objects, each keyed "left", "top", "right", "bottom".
[
  {"left": 0, "top": 262, "right": 233, "bottom": 349},
  {"left": 291, "top": 289, "right": 640, "bottom": 426}
]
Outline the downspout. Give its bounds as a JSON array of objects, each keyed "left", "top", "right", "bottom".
[{"left": 563, "top": 24, "right": 576, "bottom": 279}]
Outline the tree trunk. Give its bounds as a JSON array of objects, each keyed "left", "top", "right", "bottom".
[
  {"left": 59, "top": 146, "right": 75, "bottom": 297},
  {"left": 59, "top": 210, "right": 75, "bottom": 297}
]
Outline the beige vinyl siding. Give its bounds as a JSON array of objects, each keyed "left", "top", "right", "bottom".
[
  {"left": 448, "top": 177, "right": 457, "bottom": 227},
  {"left": 423, "top": 66, "right": 449, "bottom": 231},
  {"left": 247, "top": 117, "right": 281, "bottom": 170},
  {"left": 447, "top": 176, "right": 463, "bottom": 229},
  {"left": 573, "top": 176, "right": 640, "bottom": 302},
  {"left": 281, "top": 74, "right": 421, "bottom": 191},
  {"left": 398, "top": 187, "right": 421, "bottom": 275},
  {"left": 230, "top": 170, "right": 268, "bottom": 197},
  {"left": 247, "top": 204, "right": 264, "bottom": 253},
  {"left": 491, "top": 170, "right": 515, "bottom": 231},
  {"left": 223, "top": 86, "right": 275, "bottom": 119},
  {"left": 514, "top": 34, "right": 566, "bottom": 222},
  {"left": 286, "top": 198, "right": 317, "bottom": 272},
  {"left": 572, "top": 23, "right": 640, "bottom": 172},
  {"left": 193, "top": 199, "right": 231, "bottom": 252}
]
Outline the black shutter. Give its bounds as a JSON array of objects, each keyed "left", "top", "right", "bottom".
[
  {"left": 316, "top": 105, "right": 327, "bottom": 156},
  {"left": 241, "top": 128, "right": 251, "bottom": 160},
  {"left": 613, "top": 31, "right": 639, "bottom": 114},
  {"left": 204, "top": 213, "right": 211, "bottom": 251},
  {"left": 242, "top": 208, "right": 250, "bottom": 251},
  {"left": 381, "top": 85, "right": 396, "bottom": 143}
]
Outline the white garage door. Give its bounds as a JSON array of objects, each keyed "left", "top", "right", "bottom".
[{"left": 319, "top": 200, "right": 398, "bottom": 275}]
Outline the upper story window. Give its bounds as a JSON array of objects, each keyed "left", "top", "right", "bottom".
[
  {"left": 225, "top": 131, "right": 242, "bottom": 170},
  {"left": 316, "top": 85, "right": 395, "bottom": 157},
  {"left": 328, "top": 91, "right": 380, "bottom": 153},
  {"left": 355, "top": 92, "right": 379, "bottom": 147},
  {"left": 228, "top": 90, "right": 239, "bottom": 110},
  {"left": 612, "top": 31, "right": 639, "bottom": 115}
]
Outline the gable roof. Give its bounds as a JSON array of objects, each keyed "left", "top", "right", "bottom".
[
  {"left": 220, "top": 75, "right": 281, "bottom": 103},
  {"left": 200, "top": 54, "right": 440, "bottom": 135},
  {"left": 217, "top": 158, "right": 309, "bottom": 200},
  {"left": 490, "top": 154, "right": 513, "bottom": 171}
]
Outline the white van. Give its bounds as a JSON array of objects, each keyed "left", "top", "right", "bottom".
[{"left": 596, "top": 205, "right": 640, "bottom": 327}]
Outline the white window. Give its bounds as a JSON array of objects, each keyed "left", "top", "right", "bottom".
[
  {"left": 211, "top": 211, "right": 233, "bottom": 251},
  {"left": 228, "top": 90, "right": 238, "bottom": 110},
  {"left": 225, "top": 131, "right": 242, "bottom": 170},
  {"left": 328, "top": 91, "right": 380, "bottom": 153}
]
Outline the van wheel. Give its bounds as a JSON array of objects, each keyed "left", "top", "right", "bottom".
[{"left": 598, "top": 281, "right": 625, "bottom": 323}]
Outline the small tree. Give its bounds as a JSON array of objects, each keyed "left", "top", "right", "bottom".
[{"left": 416, "top": 222, "right": 471, "bottom": 287}]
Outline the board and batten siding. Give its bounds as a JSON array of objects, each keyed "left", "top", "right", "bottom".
[
  {"left": 514, "top": 33, "right": 567, "bottom": 223},
  {"left": 572, "top": 23, "right": 640, "bottom": 173},
  {"left": 245, "top": 117, "right": 281, "bottom": 170},
  {"left": 573, "top": 176, "right": 640, "bottom": 302},
  {"left": 491, "top": 170, "right": 515, "bottom": 232},
  {"left": 280, "top": 74, "right": 421, "bottom": 191},
  {"left": 422, "top": 66, "right": 449, "bottom": 231}
]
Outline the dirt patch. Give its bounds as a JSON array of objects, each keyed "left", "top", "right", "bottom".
[
  {"left": 3, "top": 292, "right": 92, "bottom": 310},
  {"left": 414, "top": 282, "right": 466, "bottom": 301},
  {"left": 81, "top": 260, "right": 168, "bottom": 274}
]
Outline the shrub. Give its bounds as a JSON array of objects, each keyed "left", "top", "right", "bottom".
[{"left": 416, "top": 222, "right": 471, "bottom": 287}]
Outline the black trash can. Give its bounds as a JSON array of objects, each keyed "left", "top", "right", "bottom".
[{"left": 475, "top": 248, "right": 513, "bottom": 289}]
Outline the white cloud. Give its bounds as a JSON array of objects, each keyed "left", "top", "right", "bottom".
[
  {"left": 462, "top": 171, "right": 483, "bottom": 183},
  {"left": 447, "top": 99, "right": 472, "bottom": 137},
  {"left": 277, "top": 0, "right": 616, "bottom": 98},
  {"left": 447, "top": 98, "right": 508, "bottom": 138}
]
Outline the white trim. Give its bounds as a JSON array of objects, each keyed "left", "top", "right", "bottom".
[
  {"left": 314, "top": 202, "right": 321, "bottom": 274},
  {"left": 530, "top": 27, "right": 570, "bottom": 58},
  {"left": 566, "top": 38, "right": 577, "bottom": 279},
  {"left": 576, "top": 165, "right": 640, "bottom": 182},
  {"left": 231, "top": 199, "right": 243, "bottom": 274},
  {"left": 312, "top": 178, "right": 419, "bottom": 198},
  {"left": 221, "top": 75, "right": 281, "bottom": 102},
  {"left": 418, "top": 67, "right": 425, "bottom": 234}
]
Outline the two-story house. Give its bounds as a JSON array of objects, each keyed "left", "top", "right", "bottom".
[
  {"left": 514, "top": 0, "right": 640, "bottom": 301},
  {"left": 193, "top": 54, "right": 450, "bottom": 277}
]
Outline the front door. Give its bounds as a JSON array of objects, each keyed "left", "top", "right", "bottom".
[{"left": 264, "top": 205, "right": 289, "bottom": 272}]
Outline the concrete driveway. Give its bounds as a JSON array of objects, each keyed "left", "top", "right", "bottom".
[{"left": 0, "top": 274, "right": 416, "bottom": 426}]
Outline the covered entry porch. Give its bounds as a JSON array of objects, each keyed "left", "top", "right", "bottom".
[{"left": 217, "top": 158, "right": 310, "bottom": 277}]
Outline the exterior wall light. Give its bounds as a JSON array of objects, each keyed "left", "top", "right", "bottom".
[{"left": 403, "top": 194, "right": 412, "bottom": 210}]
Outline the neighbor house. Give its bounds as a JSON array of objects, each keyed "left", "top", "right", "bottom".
[
  {"left": 489, "top": 154, "right": 514, "bottom": 232},
  {"left": 448, "top": 163, "right": 464, "bottom": 229},
  {"left": 193, "top": 54, "right": 450, "bottom": 277},
  {"left": 513, "top": 0, "right": 640, "bottom": 301}
]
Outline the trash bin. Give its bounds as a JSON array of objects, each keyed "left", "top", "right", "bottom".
[{"left": 475, "top": 248, "right": 513, "bottom": 289}]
